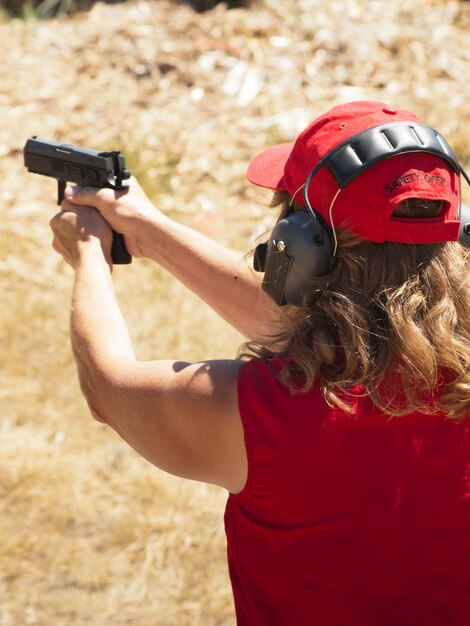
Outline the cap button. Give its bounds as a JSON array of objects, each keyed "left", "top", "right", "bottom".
[{"left": 383, "top": 106, "right": 398, "bottom": 115}]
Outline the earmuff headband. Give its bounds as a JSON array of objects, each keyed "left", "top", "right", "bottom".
[{"left": 302, "top": 122, "right": 462, "bottom": 195}]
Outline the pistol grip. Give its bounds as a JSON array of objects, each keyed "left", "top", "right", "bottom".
[
  {"left": 111, "top": 231, "right": 132, "bottom": 264},
  {"left": 57, "top": 180, "right": 66, "bottom": 205}
]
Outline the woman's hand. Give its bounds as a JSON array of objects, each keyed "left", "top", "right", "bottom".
[
  {"left": 50, "top": 202, "right": 113, "bottom": 269},
  {"left": 63, "top": 177, "right": 160, "bottom": 259}
]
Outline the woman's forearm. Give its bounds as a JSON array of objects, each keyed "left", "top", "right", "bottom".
[
  {"left": 135, "top": 212, "right": 278, "bottom": 340},
  {"left": 70, "top": 245, "right": 135, "bottom": 420}
]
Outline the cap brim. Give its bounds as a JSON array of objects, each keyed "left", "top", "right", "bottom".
[{"left": 246, "top": 143, "right": 294, "bottom": 191}]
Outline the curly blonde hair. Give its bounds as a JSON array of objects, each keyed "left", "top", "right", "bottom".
[{"left": 241, "top": 193, "right": 470, "bottom": 420}]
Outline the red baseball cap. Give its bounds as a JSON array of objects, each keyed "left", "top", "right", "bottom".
[{"left": 247, "top": 101, "right": 461, "bottom": 244}]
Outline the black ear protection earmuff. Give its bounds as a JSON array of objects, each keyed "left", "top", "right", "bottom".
[
  {"left": 253, "top": 210, "right": 334, "bottom": 306},
  {"left": 254, "top": 122, "right": 470, "bottom": 307}
]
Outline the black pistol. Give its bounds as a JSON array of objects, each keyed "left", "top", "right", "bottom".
[{"left": 23, "top": 137, "right": 132, "bottom": 264}]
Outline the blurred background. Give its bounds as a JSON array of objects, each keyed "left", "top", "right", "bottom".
[{"left": 1, "top": 0, "right": 469, "bottom": 624}]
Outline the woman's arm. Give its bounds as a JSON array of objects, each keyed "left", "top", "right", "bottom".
[
  {"left": 50, "top": 204, "right": 248, "bottom": 493},
  {"left": 64, "top": 181, "right": 278, "bottom": 340}
]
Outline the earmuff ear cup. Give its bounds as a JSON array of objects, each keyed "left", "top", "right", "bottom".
[
  {"left": 458, "top": 203, "right": 470, "bottom": 249},
  {"left": 261, "top": 210, "right": 335, "bottom": 306},
  {"left": 253, "top": 242, "right": 268, "bottom": 272}
]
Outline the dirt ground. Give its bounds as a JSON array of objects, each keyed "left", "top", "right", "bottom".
[{"left": 0, "top": 0, "right": 469, "bottom": 624}]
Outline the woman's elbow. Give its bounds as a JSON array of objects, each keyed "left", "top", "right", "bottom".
[{"left": 77, "top": 370, "right": 114, "bottom": 425}]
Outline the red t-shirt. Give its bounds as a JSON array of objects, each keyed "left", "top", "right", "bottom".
[{"left": 225, "top": 357, "right": 470, "bottom": 626}]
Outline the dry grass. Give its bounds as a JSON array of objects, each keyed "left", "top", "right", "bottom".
[{"left": 1, "top": 0, "right": 469, "bottom": 624}]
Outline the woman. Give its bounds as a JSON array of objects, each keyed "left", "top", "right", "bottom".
[{"left": 50, "top": 101, "right": 470, "bottom": 625}]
